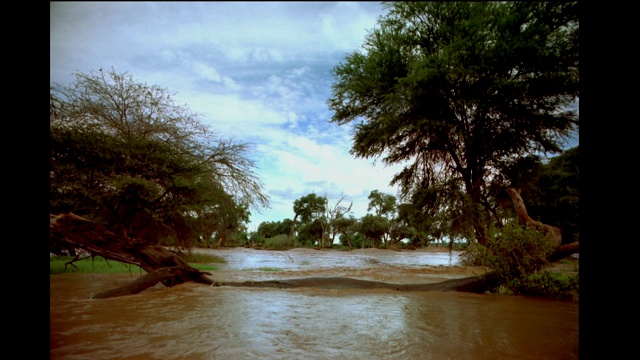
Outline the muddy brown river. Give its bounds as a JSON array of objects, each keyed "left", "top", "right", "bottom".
[{"left": 50, "top": 248, "right": 579, "bottom": 359}]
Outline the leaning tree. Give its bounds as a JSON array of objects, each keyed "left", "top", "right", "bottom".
[
  {"left": 288, "top": 193, "right": 327, "bottom": 239},
  {"left": 327, "top": 2, "right": 579, "bottom": 246},
  {"left": 50, "top": 68, "right": 270, "bottom": 297}
]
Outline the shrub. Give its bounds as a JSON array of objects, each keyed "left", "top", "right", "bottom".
[
  {"left": 461, "top": 221, "right": 568, "bottom": 297},
  {"left": 517, "top": 271, "right": 579, "bottom": 300},
  {"left": 330, "top": 243, "right": 348, "bottom": 250},
  {"left": 263, "top": 234, "right": 298, "bottom": 250}
]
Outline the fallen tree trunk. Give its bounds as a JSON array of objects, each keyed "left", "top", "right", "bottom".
[
  {"left": 548, "top": 242, "right": 581, "bottom": 263},
  {"left": 90, "top": 265, "right": 208, "bottom": 299},
  {"left": 50, "top": 213, "right": 213, "bottom": 298},
  {"left": 506, "top": 188, "right": 579, "bottom": 261}
]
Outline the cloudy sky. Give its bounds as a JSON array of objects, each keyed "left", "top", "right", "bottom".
[
  {"left": 50, "top": 2, "right": 404, "bottom": 230},
  {"left": 50, "top": 2, "right": 577, "bottom": 231}
]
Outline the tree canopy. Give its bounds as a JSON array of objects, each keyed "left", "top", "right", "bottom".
[
  {"left": 288, "top": 193, "right": 327, "bottom": 238},
  {"left": 50, "top": 68, "right": 269, "bottom": 247},
  {"left": 327, "top": 2, "right": 578, "bottom": 245}
]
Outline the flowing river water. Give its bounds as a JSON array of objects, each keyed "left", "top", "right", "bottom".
[{"left": 50, "top": 248, "right": 579, "bottom": 359}]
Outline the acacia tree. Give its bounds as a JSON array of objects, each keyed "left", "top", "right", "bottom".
[
  {"left": 255, "top": 221, "right": 280, "bottom": 243},
  {"left": 214, "top": 202, "right": 251, "bottom": 247},
  {"left": 367, "top": 190, "right": 396, "bottom": 217},
  {"left": 335, "top": 216, "right": 358, "bottom": 249},
  {"left": 50, "top": 68, "right": 269, "bottom": 248},
  {"left": 288, "top": 193, "right": 327, "bottom": 240},
  {"left": 396, "top": 188, "right": 445, "bottom": 246},
  {"left": 327, "top": 2, "right": 578, "bottom": 245},
  {"left": 255, "top": 219, "right": 291, "bottom": 240},
  {"left": 358, "top": 214, "right": 389, "bottom": 248},
  {"left": 367, "top": 190, "right": 397, "bottom": 247}
]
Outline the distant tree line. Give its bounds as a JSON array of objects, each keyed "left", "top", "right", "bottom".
[{"left": 248, "top": 146, "right": 578, "bottom": 250}]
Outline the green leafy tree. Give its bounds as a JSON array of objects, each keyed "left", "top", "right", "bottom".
[
  {"left": 214, "top": 202, "right": 251, "bottom": 247},
  {"left": 256, "top": 219, "right": 292, "bottom": 240},
  {"left": 256, "top": 221, "right": 280, "bottom": 240},
  {"left": 288, "top": 193, "right": 327, "bottom": 239},
  {"left": 192, "top": 193, "right": 247, "bottom": 248},
  {"left": 358, "top": 214, "right": 389, "bottom": 248},
  {"left": 335, "top": 216, "right": 358, "bottom": 249},
  {"left": 296, "top": 219, "right": 324, "bottom": 247},
  {"left": 367, "top": 190, "right": 396, "bottom": 217},
  {"left": 50, "top": 68, "right": 269, "bottom": 247},
  {"left": 396, "top": 188, "right": 443, "bottom": 246},
  {"left": 327, "top": 2, "right": 578, "bottom": 245},
  {"left": 366, "top": 190, "right": 397, "bottom": 247},
  {"left": 277, "top": 219, "right": 294, "bottom": 237}
]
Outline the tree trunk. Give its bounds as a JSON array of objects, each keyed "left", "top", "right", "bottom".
[
  {"left": 288, "top": 214, "right": 299, "bottom": 238},
  {"left": 506, "top": 188, "right": 579, "bottom": 261},
  {"left": 50, "top": 213, "right": 213, "bottom": 298}
]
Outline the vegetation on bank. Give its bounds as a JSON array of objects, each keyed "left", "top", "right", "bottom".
[
  {"left": 50, "top": 253, "right": 226, "bottom": 274},
  {"left": 50, "top": 239, "right": 577, "bottom": 301},
  {"left": 461, "top": 223, "right": 579, "bottom": 300}
]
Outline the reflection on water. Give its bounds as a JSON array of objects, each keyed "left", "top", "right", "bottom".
[{"left": 50, "top": 250, "right": 578, "bottom": 360}]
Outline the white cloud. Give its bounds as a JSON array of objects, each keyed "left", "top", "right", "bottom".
[
  {"left": 246, "top": 130, "right": 405, "bottom": 229},
  {"left": 192, "top": 61, "right": 222, "bottom": 82},
  {"left": 51, "top": 2, "right": 394, "bottom": 232},
  {"left": 191, "top": 61, "right": 241, "bottom": 91}
]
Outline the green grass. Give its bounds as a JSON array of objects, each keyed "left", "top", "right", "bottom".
[
  {"left": 50, "top": 252, "right": 226, "bottom": 274},
  {"left": 189, "top": 264, "right": 220, "bottom": 271},
  {"left": 260, "top": 267, "right": 283, "bottom": 271},
  {"left": 50, "top": 256, "right": 142, "bottom": 274}
]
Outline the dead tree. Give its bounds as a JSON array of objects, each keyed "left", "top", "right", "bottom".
[
  {"left": 50, "top": 213, "right": 213, "bottom": 299},
  {"left": 506, "top": 188, "right": 579, "bottom": 261}
]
